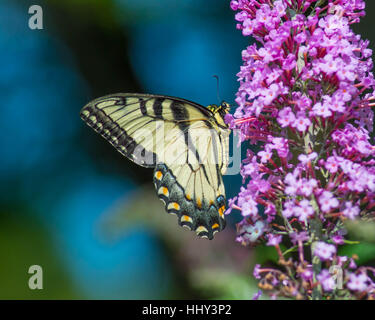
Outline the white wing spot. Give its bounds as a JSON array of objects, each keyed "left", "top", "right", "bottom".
[
  {"left": 89, "top": 115, "right": 97, "bottom": 123},
  {"left": 158, "top": 186, "right": 169, "bottom": 197},
  {"left": 82, "top": 110, "right": 90, "bottom": 117},
  {"left": 196, "top": 226, "right": 208, "bottom": 234}
]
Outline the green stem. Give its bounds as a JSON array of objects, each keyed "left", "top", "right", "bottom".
[{"left": 310, "top": 218, "right": 323, "bottom": 300}]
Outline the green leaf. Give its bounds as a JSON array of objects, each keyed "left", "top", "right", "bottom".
[
  {"left": 338, "top": 243, "right": 375, "bottom": 265},
  {"left": 254, "top": 244, "right": 283, "bottom": 264}
]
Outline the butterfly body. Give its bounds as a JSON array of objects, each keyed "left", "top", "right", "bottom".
[{"left": 80, "top": 93, "right": 230, "bottom": 239}]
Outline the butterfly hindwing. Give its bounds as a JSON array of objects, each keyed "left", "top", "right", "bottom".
[
  {"left": 153, "top": 163, "right": 226, "bottom": 240},
  {"left": 80, "top": 93, "right": 230, "bottom": 239}
]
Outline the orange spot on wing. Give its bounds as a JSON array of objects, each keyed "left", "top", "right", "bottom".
[
  {"left": 197, "top": 198, "right": 202, "bottom": 209},
  {"left": 186, "top": 194, "right": 191, "bottom": 200},
  {"left": 196, "top": 226, "right": 208, "bottom": 233},
  {"left": 173, "top": 202, "right": 180, "bottom": 210},
  {"left": 162, "top": 187, "right": 168, "bottom": 195},
  {"left": 212, "top": 223, "right": 219, "bottom": 229},
  {"left": 155, "top": 171, "right": 163, "bottom": 180},
  {"left": 218, "top": 205, "right": 225, "bottom": 217},
  {"left": 181, "top": 215, "right": 192, "bottom": 223}
]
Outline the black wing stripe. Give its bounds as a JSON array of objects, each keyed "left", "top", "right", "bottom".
[
  {"left": 171, "top": 100, "right": 189, "bottom": 121},
  {"left": 153, "top": 98, "right": 164, "bottom": 119},
  {"left": 216, "top": 164, "right": 221, "bottom": 187},
  {"left": 139, "top": 98, "right": 147, "bottom": 116}
]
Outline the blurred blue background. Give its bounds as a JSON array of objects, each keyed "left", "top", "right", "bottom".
[{"left": 1, "top": 0, "right": 375, "bottom": 299}]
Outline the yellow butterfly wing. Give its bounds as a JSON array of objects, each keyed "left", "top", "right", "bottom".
[{"left": 80, "top": 93, "right": 230, "bottom": 239}]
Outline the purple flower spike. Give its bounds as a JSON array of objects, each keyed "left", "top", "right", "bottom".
[{"left": 229, "top": 0, "right": 375, "bottom": 300}]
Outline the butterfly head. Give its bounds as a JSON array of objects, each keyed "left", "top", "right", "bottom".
[
  {"left": 208, "top": 101, "right": 231, "bottom": 127},
  {"left": 208, "top": 101, "right": 230, "bottom": 116}
]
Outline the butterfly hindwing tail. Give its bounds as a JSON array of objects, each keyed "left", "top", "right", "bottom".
[{"left": 153, "top": 163, "right": 226, "bottom": 240}]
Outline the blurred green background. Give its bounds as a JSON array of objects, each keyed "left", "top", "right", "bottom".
[{"left": 1, "top": 0, "right": 375, "bottom": 300}]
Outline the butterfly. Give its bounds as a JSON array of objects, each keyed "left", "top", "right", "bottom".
[{"left": 80, "top": 93, "right": 231, "bottom": 239}]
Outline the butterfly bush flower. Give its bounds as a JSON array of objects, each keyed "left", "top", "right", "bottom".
[
  {"left": 317, "top": 269, "right": 336, "bottom": 292},
  {"left": 347, "top": 273, "right": 369, "bottom": 292},
  {"left": 313, "top": 241, "right": 336, "bottom": 261},
  {"left": 228, "top": 0, "right": 375, "bottom": 299}
]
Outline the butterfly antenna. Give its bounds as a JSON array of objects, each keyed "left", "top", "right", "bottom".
[{"left": 213, "top": 75, "right": 221, "bottom": 104}]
